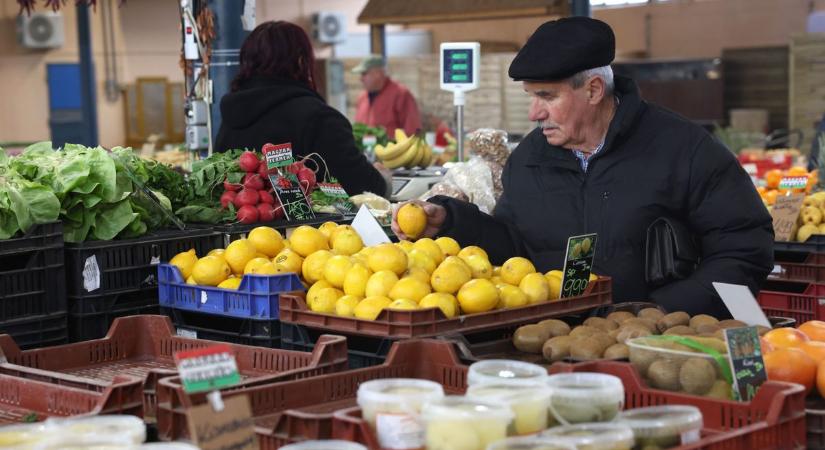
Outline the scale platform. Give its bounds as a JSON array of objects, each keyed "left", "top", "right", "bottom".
[{"left": 391, "top": 168, "right": 446, "bottom": 202}]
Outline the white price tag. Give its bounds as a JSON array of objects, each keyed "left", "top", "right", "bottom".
[
  {"left": 201, "top": 291, "right": 208, "bottom": 304},
  {"left": 83, "top": 255, "right": 101, "bottom": 292},
  {"left": 150, "top": 256, "right": 161, "bottom": 265},
  {"left": 177, "top": 328, "right": 198, "bottom": 339}
]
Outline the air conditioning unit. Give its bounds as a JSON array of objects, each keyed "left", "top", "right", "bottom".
[
  {"left": 312, "top": 12, "right": 347, "bottom": 44},
  {"left": 17, "top": 11, "right": 64, "bottom": 49}
]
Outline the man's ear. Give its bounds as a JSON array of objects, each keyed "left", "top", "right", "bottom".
[{"left": 587, "top": 76, "right": 607, "bottom": 105}]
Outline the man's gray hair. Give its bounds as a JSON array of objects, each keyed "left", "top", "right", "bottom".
[{"left": 569, "top": 65, "right": 614, "bottom": 95}]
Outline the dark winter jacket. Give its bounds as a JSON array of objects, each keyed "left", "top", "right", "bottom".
[
  {"left": 215, "top": 77, "right": 387, "bottom": 196},
  {"left": 430, "top": 76, "right": 774, "bottom": 317}
]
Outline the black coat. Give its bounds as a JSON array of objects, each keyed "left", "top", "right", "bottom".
[
  {"left": 430, "top": 76, "right": 774, "bottom": 317},
  {"left": 215, "top": 77, "right": 387, "bottom": 196}
]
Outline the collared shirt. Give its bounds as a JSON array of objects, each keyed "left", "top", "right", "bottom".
[
  {"left": 354, "top": 78, "right": 422, "bottom": 136},
  {"left": 574, "top": 141, "right": 604, "bottom": 172}
]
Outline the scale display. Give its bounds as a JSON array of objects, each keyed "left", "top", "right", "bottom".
[{"left": 443, "top": 49, "right": 474, "bottom": 84}]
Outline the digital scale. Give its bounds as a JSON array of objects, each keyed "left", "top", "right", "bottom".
[
  {"left": 440, "top": 42, "right": 480, "bottom": 161},
  {"left": 390, "top": 168, "right": 447, "bottom": 202}
]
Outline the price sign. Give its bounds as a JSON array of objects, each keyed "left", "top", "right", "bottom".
[
  {"left": 319, "top": 181, "right": 356, "bottom": 214},
  {"left": 186, "top": 395, "right": 257, "bottom": 450},
  {"left": 770, "top": 193, "right": 805, "bottom": 242},
  {"left": 269, "top": 174, "right": 315, "bottom": 221},
  {"left": 724, "top": 326, "right": 768, "bottom": 402},
  {"left": 778, "top": 176, "right": 808, "bottom": 190},
  {"left": 263, "top": 142, "right": 295, "bottom": 170},
  {"left": 560, "top": 233, "right": 597, "bottom": 298},
  {"left": 174, "top": 344, "right": 241, "bottom": 393}
]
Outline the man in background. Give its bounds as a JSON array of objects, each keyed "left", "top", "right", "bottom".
[{"left": 353, "top": 55, "right": 422, "bottom": 137}]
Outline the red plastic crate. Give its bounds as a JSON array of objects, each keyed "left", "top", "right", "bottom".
[
  {"left": 0, "top": 315, "right": 349, "bottom": 421},
  {"left": 757, "top": 280, "right": 825, "bottom": 323},
  {"left": 772, "top": 253, "right": 825, "bottom": 283},
  {"left": 331, "top": 360, "right": 806, "bottom": 450},
  {"left": 279, "top": 277, "right": 611, "bottom": 339},
  {"left": 156, "top": 339, "right": 468, "bottom": 444},
  {"left": 0, "top": 364, "right": 143, "bottom": 424}
]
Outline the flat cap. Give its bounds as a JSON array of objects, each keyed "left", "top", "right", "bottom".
[
  {"left": 351, "top": 54, "right": 386, "bottom": 74},
  {"left": 509, "top": 17, "right": 615, "bottom": 81}
]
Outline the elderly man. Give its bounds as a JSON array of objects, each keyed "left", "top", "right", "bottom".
[
  {"left": 392, "top": 17, "right": 773, "bottom": 316},
  {"left": 353, "top": 55, "right": 422, "bottom": 137}
]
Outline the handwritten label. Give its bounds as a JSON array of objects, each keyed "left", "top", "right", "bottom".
[
  {"left": 174, "top": 344, "right": 241, "bottom": 393},
  {"left": 269, "top": 174, "right": 315, "bottom": 221},
  {"left": 561, "top": 233, "right": 597, "bottom": 298},
  {"left": 724, "top": 326, "right": 767, "bottom": 401},
  {"left": 186, "top": 395, "right": 257, "bottom": 450},
  {"left": 263, "top": 143, "right": 295, "bottom": 169},
  {"left": 319, "top": 181, "right": 356, "bottom": 214},
  {"left": 778, "top": 176, "right": 808, "bottom": 190},
  {"left": 83, "top": 255, "right": 101, "bottom": 292},
  {"left": 771, "top": 193, "right": 805, "bottom": 241}
]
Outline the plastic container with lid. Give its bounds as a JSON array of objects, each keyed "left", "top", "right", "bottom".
[
  {"left": 0, "top": 423, "right": 49, "bottom": 449},
  {"left": 140, "top": 444, "right": 201, "bottom": 450},
  {"left": 540, "top": 422, "right": 635, "bottom": 450},
  {"left": 466, "top": 383, "right": 552, "bottom": 435},
  {"left": 357, "top": 378, "right": 444, "bottom": 450},
  {"left": 545, "top": 373, "right": 624, "bottom": 425},
  {"left": 468, "top": 360, "right": 548, "bottom": 387},
  {"left": 618, "top": 405, "right": 703, "bottom": 449},
  {"left": 486, "top": 436, "right": 576, "bottom": 450},
  {"left": 45, "top": 415, "right": 146, "bottom": 445},
  {"left": 422, "top": 396, "right": 515, "bottom": 450},
  {"left": 626, "top": 336, "right": 730, "bottom": 396},
  {"left": 279, "top": 441, "right": 368, "bottom": 450}
]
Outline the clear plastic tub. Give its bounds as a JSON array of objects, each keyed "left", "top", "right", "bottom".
[
  {"left": 618, "top": 405, "right": 703, "bottom": 449},
  {"left": 140, "top": 444, "right": 202, "bottom": 450},
  {"left": 486, "top": 436, "right": 576, "bottom": 450},
  {"left": 466, "top": 383, "right": 552, "bottom": 435},
  {"left": 545, "top": 373, "right": 624, "bottom": 425},
  {"left": 279, "top": 441, "right": 368, "bottom": 450},
  {"left": 0, "top": 423, "right": 49, "bottom": 449},
  {"left": 422, "top": 396, "right": 515, "bottom": 450},
  {"left": 45, "top": 415, "right": 146, "bottom": 445},
  {"left": 468, "top": 360, "right": 548, "bottom": 387},
  {"left": 540, "top": 423, "right": 635, "bottom": 450},
  {"left": 627, "top": 336, "right": 729, "bottom": 395},
  {"left": 357, "top": 378, "right": 444, "bottom": 450}
]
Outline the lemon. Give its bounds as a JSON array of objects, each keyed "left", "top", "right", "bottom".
[
  {"left": 351, "top": 252, "right": 369, "bottom": 268},
  {"left": 457, "top": 279, "right": 499, "bottom": 314},
  {"left": 501, "top": 257, "right": 536, "bottom": 285},
  {"left": 545, "top": 270, "right": 563, "bottom": 300},
  {"left": 408, "top": 249, "right": 437, "bottom": 274},
  {"left": 290, "top": 226, "right": 330, "bottom": 257},
  {"left": 491, "top": 276, "right": 505, "bottom": 286},
  {"left": 405, "top": 267, "right": 432, "bottom": 285},
  {"left": 413, "top": 238, "right": 445, "bottom": 264},
  {"left": 207, "top": 248, "right": 225, "bottom": 258},
  {"left": 492, "top": 266, "right": 501, "bottom": 276},
  {"left": 458, "top": 246, "right": 489, "bottom": 263},
  {"left": 519, "top": 273, "right": 549, "bottom": 303},
  {"left": 589, "top": 273, "right": 599, "bottom": 282},
  {"left": 344, "top": 264, "right": 372, "bottom": 297},
  {"left": 336, "top": 295, "right": 362, "bottom": 317},
  {"left": 365, "top": 270, "right": 399, "bottom": 297},
  {"left": 388, "top": 277, "right": 431, "bottom": 303},
  {"left": 331, "top": 229, "right": 363, "bottom": 256},
  {"left": 419, "top": 293, "right": 459, "bottom": 317},
  {"left": 217, "top": 278, "right": 242, "bottom": 290},
  {"left": 310, "top": 287, "right": 342, "bottom": 314},
  {"left": 318, "top": 221, "right": 339, "bottom": 240},
  {"left": 252, "top": 261, "right": 278, "bottom": 275},
  {"left": 430, "top": 261, "right": 472, "bottom": 294},
  {"left": 388, "top": 298, "right": 420, "bottom": 311},
  {"left": 186, "top": 276, "right": 197, "bottom": 285},
  {"left": 224, "top": 239, "right": 258, "bottom": 275},
  {"left": 465, "top": 255, "right": 493, "bottom": 279},
  {"left": 368, "top": 243, "right": 408, "bottom": 276},
  {"left": 397, "top": 203, "right": 428, "bottom": 239},
  {"left": 283, "top": 240, "right": 292, "bottom": 250},
  {"left": 247, "top": 226, "right": 285, "bottom": 257},
  {"left": 273, "top": 248, "right": 304, "bottom": 274},
  {"left": 330, "top": 224, "right": 355, "bottom": 243},
  {"left": 307, "top": 280, "right": 334, "bottom": 309},
  {"left": 354, "top": 296, "right": 392, "bottom": 320},
  {"left": 324, "top": 255, "right": 354, "bottom": 288},
  {"left": 302, "top": 250, "right": 333, "bottom": 284},
  {"left": 497, "top": 285, "right": 529, "bottom": 309},
  {"left": 435, "top": 237, "right": 460, "bottom": 257},
  {"left": 256, "top": 253, "right": 270, "bottom": 260},
  {"left": 191, "top": 256, "right": 232, "bottom": 286},
  {"left": 396, "top": 240, "right": 415, "bottom": 253},
  {"left": 244, "top": 257, "right": 273, "bottom": 275},
  {"left": 170, "top": 249, "right": 198, "bottom": 280}
]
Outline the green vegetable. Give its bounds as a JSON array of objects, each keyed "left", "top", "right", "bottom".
[
  {"left": 0, "top": 149, "right": 61, "bottom": 239},
  {"left": 353, "top": 122, "right": 389, "bottom": 153}
]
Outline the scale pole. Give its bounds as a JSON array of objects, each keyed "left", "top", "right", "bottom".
[{"left": 454, "top": 90, "right": 465, "bottom": 162}]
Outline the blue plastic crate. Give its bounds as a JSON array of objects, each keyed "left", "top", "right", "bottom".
[{"left": 157, "top": 264, "right": 304, "bottom": 319}]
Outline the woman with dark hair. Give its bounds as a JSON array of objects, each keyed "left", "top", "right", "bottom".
[{"left": 215, "top": 21, "right": 390, "bottom": 197}]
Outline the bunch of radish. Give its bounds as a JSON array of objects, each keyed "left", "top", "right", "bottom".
[{"left": 220, "top": 151, "right": 285, "bottom": 224}]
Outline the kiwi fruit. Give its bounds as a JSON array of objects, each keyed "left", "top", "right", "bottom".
[
  {"left": 663, "top": 325, "right": 697, "bottom": 336},
  {"left": 608, "top": 328, "right": 622, "bottom": 341},
  {"left": 688, "top": 336, "right": 729, "bottom": 354},
  {"left": 606, "top": 311, "right": 635, "bottom": 325},
  {"left": 705, "top": 379, "right": 733, "bottom": 400},
  {"left": 583, "top": 317, "right": 619, "bottom": 332},
  {"left": 543, "top": 335, "right": 574, "bottom": 362},
  {"left": 638, "top": 308, "right": 665, "bottom": 321},
  {"left": 537, "top": 319, "right": 572, "bottom": 337},
  {"left": 616, "top": 325, "right": 652, "bottom": 343},
  {"left": 647, "top": 359, "right": 682, "bottom": 391},
  {"left": 629, "top": 347, "right": 659, "bottom": 375},
  {"left": 717, "top": 319, "right": 748, "bottom": 329},
  {"left": 656, "top": 311, "right": 690, "bottom": 333},
  {"left": 695, "top": 323, "right": 720, "bottom": 335},
  {"left": 622, "top": 318, "right": 658, "bottom": 334},
  {"left": 689, "top": 314, "right": 719, "bottom": 329},
  {"left": 570, "top": 339, "right": 608, "bottom": 360},
  {"left": 603, "top": 343, "right": 630, "bottom": 359},
  {"left": 512, "top": 324, "right": 551, "bottom": 354},
  {"left": 569, "top": 325, "right": 603, "bottom": 339},
  {"left": 679, "top": 358, "right": 717, "bottom": 395}
]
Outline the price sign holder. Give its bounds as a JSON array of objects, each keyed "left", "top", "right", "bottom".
[
  {"left": 262, "top": 142, "right": 315, "bottom": 221},
  {"left": 560, "top": 233, "right": 597, "bottom": 298}
]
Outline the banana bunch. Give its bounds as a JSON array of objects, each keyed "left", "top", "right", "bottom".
[{"left": 374, "top": 129, "right": 433, "bottom": 169}]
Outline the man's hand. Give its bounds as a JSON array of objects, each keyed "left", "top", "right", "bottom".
[{"left": 391, "top": 200, "right": 447, "bottom": 240}]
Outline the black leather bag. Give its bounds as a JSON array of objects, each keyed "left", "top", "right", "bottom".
[{"left": 645, "top": 217, "right": 700, "bottom": 287}]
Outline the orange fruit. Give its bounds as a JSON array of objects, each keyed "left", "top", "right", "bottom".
[
  {"left": 756, "top": 186, "right": 767, "bottom": 196},
  {"left": 765, "top": 169, "right": 782, "bottom": 189},
  {"left": 760, "top": 337, "right": 774, "bottom": 354},
  {"left": 817, "top": 359, "right": 825, "bottom": 397},
  {"left": 762, "top": 327, "right": 810, "bottom": 349},
  {"left": 801, "top": 341, "right": 825, "bottom": 364},
  {"left": 800, "top": 321, "right": 825, "bottom": 341},
  {"left": 764, "top": 190, "right": 779, "bottom": 206},
  {"left": 764, "top": 348, "right": 817, "bottom": 393},
  {"left": 787, "top": 166, "right": 809, "bottom": 177}
]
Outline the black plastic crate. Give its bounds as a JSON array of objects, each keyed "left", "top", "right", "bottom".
[
  {"left": 0, "top": 222, "right": 67, "bottom": 323},
  {"left": 65, "top": 228, "right": 222, "bottom": 298},
  {"left": 214, "top": 213, "right": 347, "bottom": 246},
  {"left": 68, "top": 287, "right": 159, "bottom": 342},
  {"left": 69, "top": 302, "right": 160, "bottom": 342},
  {"left": 280, "top": 322, "right": 394, "bottom": 368},
  {"left": 159, "top": 306, "right": 280, "bottom": 348},
  {"left": 775, "top": 235, "right": 825, "bottom": 254},
  {"left": 0, "top": 311, "right": 67, "bottom": 349}
]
